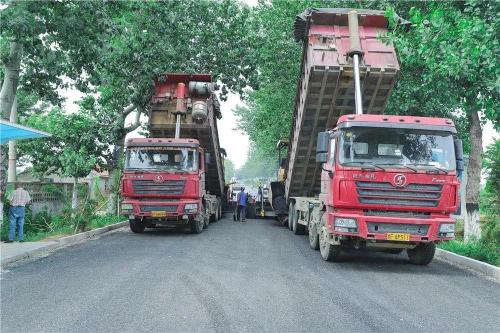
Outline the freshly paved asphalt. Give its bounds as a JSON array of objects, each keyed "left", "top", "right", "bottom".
[{"left": 1, "top": 216, "right": 499, "bottom": 333}]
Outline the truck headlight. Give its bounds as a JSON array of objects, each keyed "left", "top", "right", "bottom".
[
  {"left": 121, "top": 203, "right": 133, "bottom": 212},
  {"left": 438, "top": 223, "right": 455, "bottom": 238},
  {"left": 184, "top": 203, "right": 198, "bottom": 213},
  {"left": 439, "top": 223, "right": 455, "bottom": 233},
  {"left": 334, "top": 217, "right": 357, "bottom": 233}
]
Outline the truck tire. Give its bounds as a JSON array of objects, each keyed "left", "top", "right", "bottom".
[
  {"left": 292, "top": 210, "right": 305, "bottom": 235},
  {"left": 407, "top": 243, "right": 435, "bottom": 265},
  {"left": 191, "top": 218, "right": 204, "bottom": 234},
  {"left": 308, "top": 221, "right": 320, "bottom": 250},
  {"left": 319, "top": 215, "right": 341, "bottom": 261},
  {"left": 129, "top": 219, "right": 145, "bottom": 233},
  {"left": 288, "top": 202, "right": 295, "bottom": 231}
]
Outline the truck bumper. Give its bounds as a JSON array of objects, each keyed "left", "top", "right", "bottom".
[
  {"left": 325, "top": 210, "right": 455, "bottom": 243},
  {"left": 122, "top": 199, "right": 201, "bottom": 223}
]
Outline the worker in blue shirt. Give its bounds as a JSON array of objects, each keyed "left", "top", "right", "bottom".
[{"left": 236, "top": 186, "right": 248, "bottom": 222}]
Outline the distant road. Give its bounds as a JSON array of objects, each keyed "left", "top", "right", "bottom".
[{"left": 2, "top": 217, "right": 499, "bottom": 332}]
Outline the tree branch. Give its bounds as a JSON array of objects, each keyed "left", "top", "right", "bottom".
[
  {"left": 124, "top": 107, "right": 142, "bottom": 133},
  {"left": 122, "top": 104, "right": 137, "bottom": 116}
]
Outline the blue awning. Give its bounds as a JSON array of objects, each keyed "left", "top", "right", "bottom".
[{"left": 0, "top": 119, "right": 51, "bottom": 144}]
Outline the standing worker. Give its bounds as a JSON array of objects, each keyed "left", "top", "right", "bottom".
[
  {"left": 236, "top": 186, "right": 248, "bottom": 222},
  {"left": 6, "top": 183, "right": 31, "bottom": 243}
]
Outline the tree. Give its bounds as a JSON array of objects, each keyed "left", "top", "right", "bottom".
[
  {"left": 385, "top": 1, "right": 500, "bottom": 240},
  {"left": 18, "top": 107, "right": 107, "bottom": 212},
  {"left": 236, "top": 147, "right": 276, "bottom": 180},
  {"left": 86, "top": 0, "right": 259, "bottom": 213},
  {"left": 224, "top": 159, "right": 236, "bottom": 181},
  {"left": 0, "top": 0, "right": 118, "bottom": 201}
]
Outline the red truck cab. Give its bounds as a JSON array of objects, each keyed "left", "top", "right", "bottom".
[
  {"left": 120, "top": 138, "right": 210, "bottom": 233},
  {"left": 313, "top": 114, "right": 463, "bottom": 263}
]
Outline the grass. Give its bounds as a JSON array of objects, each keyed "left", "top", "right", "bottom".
[
  {"left": 438, "top": 217, "right": 500, "bottom": 267},
  {"left": 439, "top": 239, "right": 499, "bottom": 267},
  {"left": 1, "top": 214, "right": 126, "bottom": 242}
]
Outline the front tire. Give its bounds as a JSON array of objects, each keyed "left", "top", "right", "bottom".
[
  {"left": 191, "top": 218, "right": 204, "bottom": 234},
  {"left": 129, "top": 219, "right": 145, "bottom": 233},
  {"left": 318, "top": 215, "right": 341, "bottom": 261},
  {"left": 407, "top": 243, "right": 435, "bottom": 265}
]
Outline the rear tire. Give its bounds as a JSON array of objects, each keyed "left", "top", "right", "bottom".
[
  {"left": 129, "top": 219, "right": 145, "bottom": 233},
  {"left": 288, "top": 202, "right": 295, "bottom": 231},
  {"left": 292, "top": 210, "right": 305, "bottom": 235},
  {"left": 308, "top": 221, "right": 320, "bottom": 250},
  {"left": 407, "top": 243, "right": 435, "bottom": 265},
  {"left": 319, "top": 215, "right": 341, "bottom": 261}
]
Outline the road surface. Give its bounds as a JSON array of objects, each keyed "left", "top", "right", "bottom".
[{"left": 1, "top": 216, "right": 499, "bottom": 332}]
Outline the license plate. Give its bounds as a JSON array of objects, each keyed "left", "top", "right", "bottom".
[
  {"left": 386, "top": 233, "right": 411, "bottom": 241},
  {"left": 151, "top": 211, "right": 167, "bottom": 217}
]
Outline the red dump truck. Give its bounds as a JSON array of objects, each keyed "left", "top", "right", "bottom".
[
  {"left": 270, "top": 8, "right": 463, "bottom": 264},
  {"left": 121, "top": 74, "right": 225, "bottom": 234}
]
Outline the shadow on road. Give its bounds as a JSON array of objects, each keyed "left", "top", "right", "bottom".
[{"left": 325, "top": 249, "right": 467, "bottom": 277}]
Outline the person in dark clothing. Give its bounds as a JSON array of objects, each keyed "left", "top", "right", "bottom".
[{"left": 236, "top": 186, "right": 248, "bottom": 222}]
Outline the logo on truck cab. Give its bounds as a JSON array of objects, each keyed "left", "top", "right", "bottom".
[
  {"left": 154, "top": 175, "right": 164, "bottom": 183},
  {"left": 393, "top": 174, "right": 407, "bottom": 187}
]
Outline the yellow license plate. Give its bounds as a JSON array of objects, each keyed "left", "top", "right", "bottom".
[
  {"left": 151, "top": 211, "right": 167, "bottom": 217},
  {"left": 386, "top": 233, "right": 411, "bottom": 241}
]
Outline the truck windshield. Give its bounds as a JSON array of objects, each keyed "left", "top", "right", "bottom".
[
  {"left": 125, "top": 147, "right": 199, "bottom": 172},
  {"left": 338, "top": 127, "right": 456, "bottom": 171}
]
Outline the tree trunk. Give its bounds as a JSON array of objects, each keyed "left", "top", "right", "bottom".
[
  {"left": 72, "top": 177, "right": 78, "bottom": 212},
  {"left": 0, "top": 144, "right": 6, "bottom": 223},
  {"left": 106, "top": 137, "right": 125, "bottom": 215},
  {"left": 7, "top": 96, "right": 18, "bottom": 182},
  {"left": 464, "top": 110, "right": 482, "bottom": 241},
  {"left": 0, "top": 41, "right": 23, "bottom": 119}
]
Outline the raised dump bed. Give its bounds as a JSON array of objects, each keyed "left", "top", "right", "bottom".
[
  {"left": 286, "top": 8, "right": 400, "bottom": 198},
  {"left": 149, "top": 74, "right": 225, "bottom": 196}
]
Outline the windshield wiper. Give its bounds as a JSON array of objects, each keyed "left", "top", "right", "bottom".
[
  {"left": 376, "top": 163, "right": 418, "bottom": 173},
  {"left": 342, "top": 161, "right": 385, "bottom": 171},
  {"left": 408, "top": 163, "right": 448, "bottom": 175}
]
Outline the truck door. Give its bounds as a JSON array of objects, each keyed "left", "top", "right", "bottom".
[{"left": 321, "top": 135, "right": 336, "bottom": 206}]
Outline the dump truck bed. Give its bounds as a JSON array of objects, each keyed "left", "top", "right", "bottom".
[
  {"left": 285, "top": 8, "right": 400, "bottom": 198},
  {"left": 149, "top": 74, "right": 225, "bottom": 197}
]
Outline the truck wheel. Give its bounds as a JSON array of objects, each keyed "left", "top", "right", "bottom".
[
  {"left": 407, "top": 243, "right": 435, "bottom": 265},
  {"left": 129, "top": 219, "right": 145, "bottom": 233},
  {"left": 190, "top": 218, "right": 204, "bottom": 234},
  {"left": 293, "top": 211, "right": 305, "bottom": 235},
  {"left": 288, "top": 202, "right": 295, "bottom": 231},
  {"left": 319, "top": 215, "right": 341, "bottom": 261},
  {"left": 308, "top": 222, "right": 320, "bottom": 250}
]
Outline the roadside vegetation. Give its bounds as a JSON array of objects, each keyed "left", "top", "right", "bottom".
[
  {"left": 1, "top": 182, "right": 124, "bottom": 242},
  {"left": 439, "top": 140, "right": 500, "bottom": 266}
]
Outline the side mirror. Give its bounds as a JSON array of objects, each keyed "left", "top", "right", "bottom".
[
  {"left": 316, "top": 131, "right": 329, "bottom": 154},
  {"left": 205, "top": 153, "right": 212, "bottom": 164},
  {"left": 454, "top": 139, "right": 463, "bottom": 161},
  {"left": 316, "top": 152, "right": 328, "bottom": 163}
]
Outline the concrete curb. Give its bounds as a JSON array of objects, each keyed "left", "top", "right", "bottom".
[
  {"left": 435, "top": 248, "right": 500, "bottom": 282},
  {"left": 1, "top": 221, "right": 128, "bottom": 267}
]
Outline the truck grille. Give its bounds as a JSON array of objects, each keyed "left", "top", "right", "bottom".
[
  {"left": 367, "top": 222, "right": 429, "bottom": 235},
  {"left": 140, "top": 205, "right": 178, "bottom": 212},
  {"left": 356, "top": 182, "right": 442, "bottom": 207},
  {"left": 132, "top": 180, "right": 185, "bottom": 195}
]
